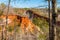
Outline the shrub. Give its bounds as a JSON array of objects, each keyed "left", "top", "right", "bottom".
[{"left": 32, "top": 17, "right": 49, "bottom": 40}]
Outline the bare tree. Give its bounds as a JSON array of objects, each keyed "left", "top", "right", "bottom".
[
  {"left": 45, "top": 0, "right": 57, "bottom": 40},
  {"left": 45, "top": 0, "right": 51, "bottom": 40},
  {"left": 5, "top": 0, "right": 11, "bottom": 40},
  {"left": 51, "top": 0, "right": 57, "bottom": 40}
]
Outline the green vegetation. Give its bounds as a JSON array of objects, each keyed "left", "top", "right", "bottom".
[
  {"left": 33, "top": 17, "right": 49, "bottom": 40},
  {"left": 0, "top": 3, "right": 6, "bottom": 16},
  {"left": 7, "top": 26, "right": 14, "bottom": 32},
  {"left": 0, "top": 3, "right": 6, "bottom": 9},
  {"left": 0, "top": 10, "right": 3, "bottom": 16}
]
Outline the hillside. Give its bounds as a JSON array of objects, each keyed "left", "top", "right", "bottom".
[
  {"left": 0, "top": 7, "right": 50, "bottom": 40},
  {"left": 0, "top": 6, "right": 60, "bottom": 40}
]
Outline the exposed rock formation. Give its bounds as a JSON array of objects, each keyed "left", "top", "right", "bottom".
[{"left": 0, "top": 14, "right": 42, "bottom": 40}]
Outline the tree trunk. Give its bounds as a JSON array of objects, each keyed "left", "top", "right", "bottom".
[
  {"left": 5, "top": 0, "right": 11, "bottom": 40},
  {"left": 51, "top": 0, "right": 57, "bottom": 40},
  {"left": 48, "top": 0, "right": 51, "bottom": 40}
]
